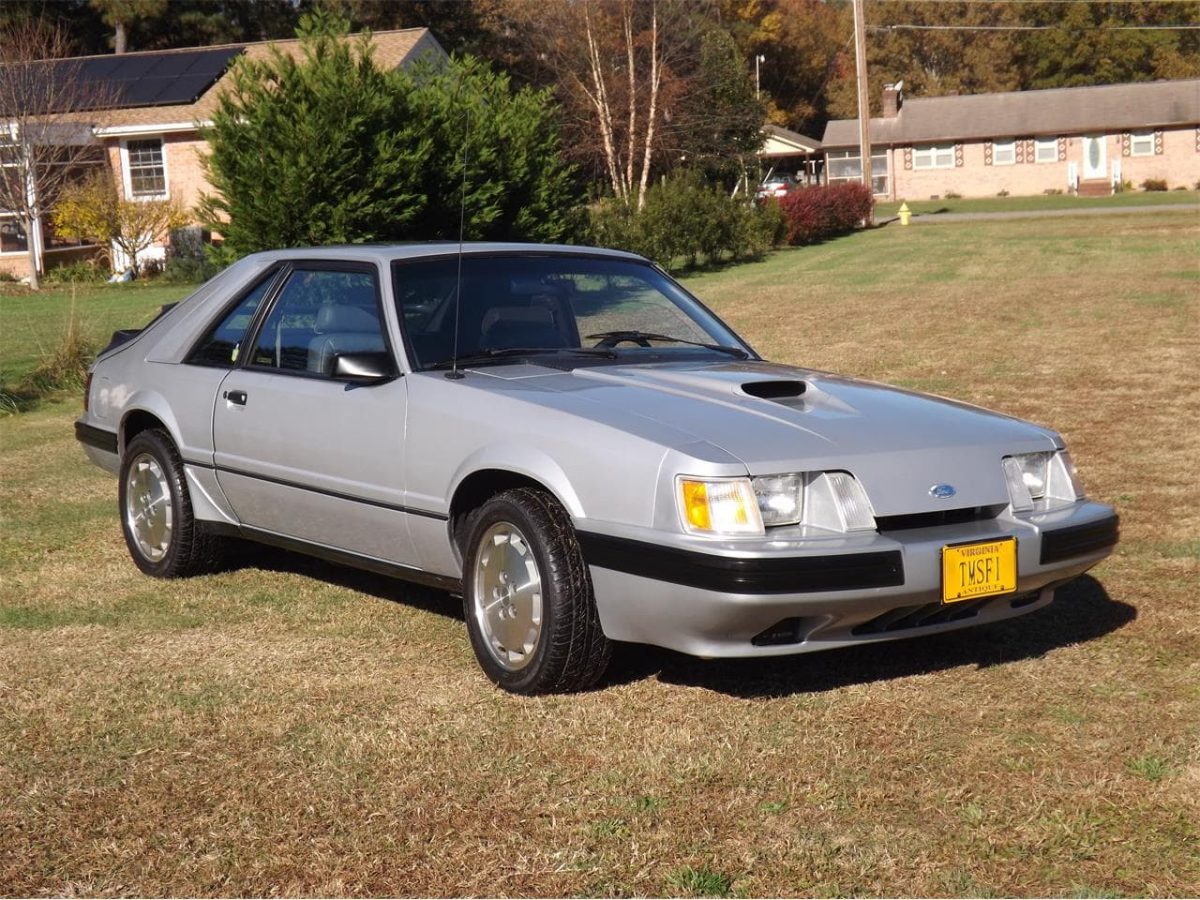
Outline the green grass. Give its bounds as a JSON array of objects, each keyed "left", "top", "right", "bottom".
[
  {"left": 1, "top": 211, "right": 1199, "bottom": 896},
  {"left": 0, "top": 281, "right": 195, "bottom": 388},
  {"left": 876, "top": 188, "right": 1199, "bottom": 217}
]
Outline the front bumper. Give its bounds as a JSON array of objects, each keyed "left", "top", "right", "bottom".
[{"left": 580, "top": 501, "right": 1118, "bottom": 658}]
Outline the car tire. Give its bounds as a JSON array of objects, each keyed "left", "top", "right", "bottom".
[
  {"left": 119, "top": 428, "right": 224, "bottom": 578},
  {"left": 463, "top": 487, "right": 611, "bottom": 694}
]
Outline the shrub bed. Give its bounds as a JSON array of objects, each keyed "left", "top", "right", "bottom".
[
  {"left": 588, "top": 171, "right": 784, "bottom": 271},
  {"left": 779, "top": 182, "right": 874, "bottom": 245}
]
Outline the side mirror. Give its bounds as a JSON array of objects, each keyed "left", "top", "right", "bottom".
[{"left": 333, "top": 351, "right": 397, "bottom": 384}]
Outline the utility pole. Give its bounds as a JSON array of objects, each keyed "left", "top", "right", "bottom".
[
  {"left": 755, "top": 54, "right": 765, "bottom": 99},
  {"left": 852, "top": 0, "right": 874, "bottom": 224}
]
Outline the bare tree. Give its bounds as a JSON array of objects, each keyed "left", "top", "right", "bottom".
[
  {"left": 0, "top": 19, "right": 108, "bottom": 290},
  {"left": 503, "top": 0, "right": 706, "bottom": 211}
]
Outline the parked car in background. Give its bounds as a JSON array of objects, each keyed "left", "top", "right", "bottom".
[
  {"left": 76, "top": 243, "right": 1118, "bottom": 694},
  {"left": 755, "top": 173, "right": 797, "bottom": 201}
]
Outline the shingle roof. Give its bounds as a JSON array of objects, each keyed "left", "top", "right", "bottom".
[
  {"left": 76, "top": 29, "right": 443, "bottom": 130},
  {"left": 822, "top": 79, "right": 1200, "bottom": 149}
]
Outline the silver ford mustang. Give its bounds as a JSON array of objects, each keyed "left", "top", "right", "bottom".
[{"left": 76, "top": 244, "right": 1118, "bottom": 694}]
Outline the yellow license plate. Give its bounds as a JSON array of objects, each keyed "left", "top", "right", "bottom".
[{"left": 942, "top": 538, "right": 1017, "bottom": 603}]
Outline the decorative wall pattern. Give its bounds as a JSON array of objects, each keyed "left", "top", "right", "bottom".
[
  {"left": 903, "top": 147, "right": 913, "bottom": 170},
  {"left": 955, "top": 144, "right": 964, "bottom": 167},
  {"left": 1057, "top": 138, "right": 1067, "bottom": 161},
  {"left": 1121, "top": 133, "right": 1131, "bottom": 156},
  {"left": 1154, "top": 130, "right": 1164, "bottom": 155},
  {"left": 984, "top": 142, "right": 993, "bottom": 166}
]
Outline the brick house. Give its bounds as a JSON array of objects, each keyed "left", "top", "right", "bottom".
[
  {"left": 821, "top": 79, "right": 1200, "bottom": 201},
  {"left": 0, "top": 28, "right": 446, "bottom": 280}
]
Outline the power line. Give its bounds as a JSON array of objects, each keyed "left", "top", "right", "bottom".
[
  {"left": 873, "top": 0, "right": 1198, "bottom": 4},
  {"left": 870, "top": 22, "right": 1200, "bottom": 28}
]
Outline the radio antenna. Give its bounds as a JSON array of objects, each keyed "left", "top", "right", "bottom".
[{"left": 446, "top": 100, "right": 470, "bottom": 381}]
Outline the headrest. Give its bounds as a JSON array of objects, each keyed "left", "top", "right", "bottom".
[
  {"left": 481, "top": 306, "right": 554, "bottom": 334},
  {"left": 315, "top": 303, "right": 379, "bottom": 333}
]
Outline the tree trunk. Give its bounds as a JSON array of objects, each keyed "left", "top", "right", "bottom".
[
  {"left": 114, "top": 21, "right": 127, "bottom": 55},
  {"left": 583, "top": 6, "right": 624, "bottom": 203},
  {"left": 635, "top": 2, "right": 661, "bottom": 212},
  {"left": 23, "top": 214, "right": 39, "bottom": 291}
]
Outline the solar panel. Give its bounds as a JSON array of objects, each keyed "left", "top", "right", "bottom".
[{"left": 66, "top": 46, "right": 244, "bottom": 111}]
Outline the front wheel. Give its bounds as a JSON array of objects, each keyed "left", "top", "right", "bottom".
[
  {"left": 463, "top": 487, "right": 611, "bottom": 694},
  {"left": 119, "top": 428, "right": 224, "bottom": 578}
]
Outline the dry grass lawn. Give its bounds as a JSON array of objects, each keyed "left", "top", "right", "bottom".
[{"left": 1, "top": 210, "right": 1197, "bottom": 897}]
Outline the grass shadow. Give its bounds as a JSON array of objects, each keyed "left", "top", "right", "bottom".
[{"left": 604, "top": 575, "right": 1134, "bottom": 698}]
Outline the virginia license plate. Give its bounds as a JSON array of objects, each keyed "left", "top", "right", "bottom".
[{"left": 942, "top": 537, "right": 1017, "bottom": 603}]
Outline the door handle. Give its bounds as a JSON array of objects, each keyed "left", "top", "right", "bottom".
[{"left": 223, "top": 389, "right": 247, "bottom": 406}]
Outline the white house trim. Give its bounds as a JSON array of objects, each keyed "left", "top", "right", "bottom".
[{"left": 94, "top": 121, "right": 207, "bottom": 138}]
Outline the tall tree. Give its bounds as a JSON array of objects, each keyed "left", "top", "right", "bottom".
[
  {"left": 1017, "top": 0, "right": 1200, "bottom": 88},
  {"left": 826, "top": 0, "right": 1023, "bottom": 119},
  {"left": 200, "top": 12, "right": 580, "bottom": 255},
  {"left": 88, "top": 0, "right": 166, "bottom": 53},
  {"left": 719, "top": 0, "right": 851, "bottom": 133},
  {"left": 0, "top": 18, "right": 110, "bottom": 290}
]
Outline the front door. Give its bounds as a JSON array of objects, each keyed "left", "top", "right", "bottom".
[
  {"left": 1082, "top": 135, "right": 1107, "bottom": 181},
  {"left": 212, "top": 263, "right": 416, "bottom": 565}
]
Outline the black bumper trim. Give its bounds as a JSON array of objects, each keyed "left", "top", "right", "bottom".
[
  {"left": 1040, "top": 514, "right": 1120, "bottom": 564},
  {"left": 75, "top": 421, "right": 118, "bottom": 454},
  {"left": 577, "top": 532, "right": 905, "bottom": 595}
]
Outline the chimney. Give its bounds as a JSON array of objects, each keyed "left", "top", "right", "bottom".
[{"left": 882, "top": 80, "right": 904, "bottom": 118}]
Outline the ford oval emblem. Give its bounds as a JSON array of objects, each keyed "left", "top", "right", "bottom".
[{"left": 929, "top": 483, "right": 957, "bottom": 500}]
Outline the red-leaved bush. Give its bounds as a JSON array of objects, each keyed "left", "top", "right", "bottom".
[{"left": 779, "top": 182, "right": 874, "bottom": 245}]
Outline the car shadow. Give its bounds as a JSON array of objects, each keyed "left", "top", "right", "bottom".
[
  {"left": 220, "top": 548, "right": 1131, "bottom": 699},
  {"left": 222, "top": 541, "right": 465, "bottom": 623},
  {"left": 602, "top": 575, "right": 1134, "bottom": 699}
]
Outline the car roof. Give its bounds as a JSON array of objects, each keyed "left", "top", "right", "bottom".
[{"left": 240, "top": 242, "right": 648, "bottom": 266}]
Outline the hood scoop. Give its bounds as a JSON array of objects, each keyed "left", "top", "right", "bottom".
[{"left": 741, "top": 380, "right": 807, "bottom": 401}]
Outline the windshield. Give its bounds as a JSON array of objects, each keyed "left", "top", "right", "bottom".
[{"left": 391, "top": 254, "right": 753, "bottom": 371}]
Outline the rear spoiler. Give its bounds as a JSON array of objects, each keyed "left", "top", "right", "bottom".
[{"left": 99, "top": 302, "right": 179, "bottom": 355}]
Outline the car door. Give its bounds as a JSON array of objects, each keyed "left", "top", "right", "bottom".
[{"left": 212, "top": 261, "right": 417, "bottom": 565}]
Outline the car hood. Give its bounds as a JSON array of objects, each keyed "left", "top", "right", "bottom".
[{"left": 474, "top": 359, "right": 1060, "bottom": 516}]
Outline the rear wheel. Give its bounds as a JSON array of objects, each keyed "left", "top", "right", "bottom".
[
  {"left": 119, "top": 428, "right": 224, "bottom": 578},
  {"left": 463, "top": 487, "right": 611, "bottom": 694}
]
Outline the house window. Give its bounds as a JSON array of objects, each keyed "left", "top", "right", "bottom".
[
  {"left": 124, "top": 138, "right": 167, "bottom": 197},
  {"left": 992, "top": 139, "right": 1016, "bottom": 166},
  {"left": 826, "top": 148, "right": 889, "bottom": 195},
  {"left": 1130, "top": 131, "right": 1155, "bottom": 157},
  {"left": 1035, "top": 138, "right": 1059, "bottom": 163},
  {"left": 913, "top": 144, "right": 955, "bottom": 170},
  {"left": 0, "top": 215, "right": 28, "bottom": 254}
]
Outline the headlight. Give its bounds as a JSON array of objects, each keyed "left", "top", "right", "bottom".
[
  {"left": 1003, "top": 450, "right": 1085, "bottom": 512},
  {"left": 679, "top": 472, "right": 876, "bottom": 536},
  {"left": 752, "top": 473, "right": 804, "bottom": 526}
]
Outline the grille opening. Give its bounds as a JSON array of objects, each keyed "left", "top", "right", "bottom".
[
  {"left": 742, "top": 380, "right": 806, "bottom": 400},
  {"left": 751, "top": 616, "right": 822, "bottom": 646},
  {"left": 875, "top": 504, "right": 1005, "bottom": 532},
  {"left": 851, "top": 591, "right": 1040, "bottom": 636}
]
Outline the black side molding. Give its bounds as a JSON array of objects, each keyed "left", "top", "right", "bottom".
[
  {"left": 75, "top": 421, "right": 118, "bottom": 454},
  {"left": 577, "top": 532, "right": 904, "bottom": 595},
  {"left": 205, "top": 522, "right": 462, "bottom": 593},
  {"left": 1040, "top": 514, "right": 1120, "bottom": 564}
]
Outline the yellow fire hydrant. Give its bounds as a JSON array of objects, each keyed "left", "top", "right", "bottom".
[{"left": 898, "top": 202, "right": 912, "bottom": 226}]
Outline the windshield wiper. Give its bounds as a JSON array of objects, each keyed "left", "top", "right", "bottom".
[
  {"left": 428, "top": 346, "right": 616, "bottom": 370},
  {"left": 585, "top": 330, "right": 749, "bottom": 359}
]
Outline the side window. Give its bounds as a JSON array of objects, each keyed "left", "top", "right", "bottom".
[
  {"left": 249, "top": 268, "right": 385, "bottom": 377},
  {"left": 187, "top": 272, "right": 276, "bottom": 367}
]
